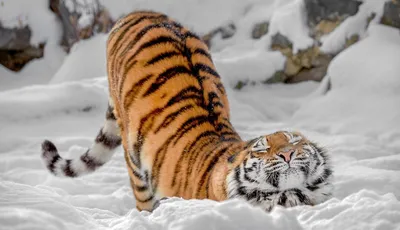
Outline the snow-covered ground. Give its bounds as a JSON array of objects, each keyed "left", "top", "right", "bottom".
[{"left": 1, "top": 0, "right": 400, "bottom": 229}]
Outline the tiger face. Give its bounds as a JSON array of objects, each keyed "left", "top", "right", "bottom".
[{"left": 226, "top": 131, "right": 333, "bottom": 211}]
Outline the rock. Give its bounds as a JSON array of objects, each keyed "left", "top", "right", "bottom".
[
  {"left": 345, "top": 34, "right": 359, "bottom": 48},
  {"left": 304, "top": 0, "right": 362, "bottom": 27},
  {"left": 202, "top": 23, "right": 236, "bottom": 48},
  {"left": 0, "top": 26, "right": 31, "bottom": 50},
  {"left": 381, "top": 0, "right": 400, "bottom": 29},
  {"left": 0, "top": 43, "right": 44, "bottom": 72},
  {"left": 0, "top": 25, "right": 44, "bottom": 71},
  {"left": 284, "top": 58, "right": 303, "bottom": 76},
  {"left": 252, "top": 21, "right": 269, "bottom": 39},
  {"left": 264, "top": 71, "right": 288, "bottom": 84},
  {"left": 269, "top": 31, "right": 332, "bottom": 84},
  {"left": 271, "top": 33, "right": 292, "bottom": 50},
  {"left": 313, "top": 19, "right": 342, "bottom": 39},
  {"left": 286, "top": 65, "right": 326, "bottom": 83},
  {"left": 234, "top": 80, "right": 247, "bottom": 90}
]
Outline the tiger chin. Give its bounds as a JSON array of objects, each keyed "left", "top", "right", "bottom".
[{"left": 40, "top": 10, "right": 333, "bottom": 212}]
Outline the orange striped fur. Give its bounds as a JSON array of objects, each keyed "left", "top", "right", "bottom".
[{"left": 106, "top": 11, "right": 242, "bottom": 210}]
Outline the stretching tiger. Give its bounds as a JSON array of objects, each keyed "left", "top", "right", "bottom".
[{"left": 41, "top": 11, "right": 333, "bottom": 212}]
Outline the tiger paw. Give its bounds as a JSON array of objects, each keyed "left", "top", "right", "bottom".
[{"left": 278, "top": 188, "right": 312, "bottom": 208}]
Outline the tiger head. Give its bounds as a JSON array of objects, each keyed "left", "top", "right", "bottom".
[{"left": 226, "top": 131, "right": 333, "bottom": 211}]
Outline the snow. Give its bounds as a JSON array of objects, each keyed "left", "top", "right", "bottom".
[
  {"left": 213, "top": 41, "right": 286, "bottom": 88},
  {"left": 292, "top": 24, "right": 400, "bottom": 135},
  {"left": 50, "top": 35, "right": 108, "bottom": 84},
  {"left": 1, "top": 0, "right": 400, "bottom": 229}
]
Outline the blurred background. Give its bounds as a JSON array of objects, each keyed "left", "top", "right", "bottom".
[{"left": 1, "top": 0, "right": 399, "bottom": 90}]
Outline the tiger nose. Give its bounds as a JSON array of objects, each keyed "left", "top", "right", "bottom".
[{"left": 277, "top": 150, "right": 295, "bottom": 163}]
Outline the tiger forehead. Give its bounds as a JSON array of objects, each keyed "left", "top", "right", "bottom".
[{"left": 265, "top": 132, "right": 303, "bottom": 146}]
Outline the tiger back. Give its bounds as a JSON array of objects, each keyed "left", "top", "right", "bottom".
[{"left": 106, "top": 11, "right": 240, "bottom": 210}]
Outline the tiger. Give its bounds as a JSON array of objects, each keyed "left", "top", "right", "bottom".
[{"left": 41, "top": 11, "right": 333, "bottom": 212}]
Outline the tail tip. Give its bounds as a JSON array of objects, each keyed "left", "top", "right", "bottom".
[{"left": 42, "top": 140, "right": 58, "bottom": 157}]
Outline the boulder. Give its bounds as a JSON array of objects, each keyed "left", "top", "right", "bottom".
[
  {"left": 381, "top": 0, "right": 400, "bottom": 29},
  {"left": 202, "top": 23, "right": 236, "bottom": 48},
  {"left": 304, "top": 0, "right": 362, "bottom": 27},
  {"left": 0, "top": 25, "right": 44, "bottom": 71},
  {"left": 251, "top": 21, "right": 269, "bottom": 39}
]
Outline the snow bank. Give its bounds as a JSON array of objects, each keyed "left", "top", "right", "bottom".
[
  {"left": 50, "top": 35, "right": 108, "bottom": 84},
  {"left": 320, "top": 0, "right": 390, "bottom": 54},
  {"left": 292, "top": 24, "right": 400, "bottom": 135},
  {"left": 297, "top": 190, "right": 400, "bottom": 230},
  {"left": 214, "top": 40, "right": 286, "bottom": 88},
  {"left": 0, "top": 78, "right": 108, "bottom": 122}
]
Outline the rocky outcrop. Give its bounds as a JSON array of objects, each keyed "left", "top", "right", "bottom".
[
  {"left": 0, "top": 26, "right": 44, "bottom": 71},
  {"left": 270, "top": 34, "right": 333, "bottom": 84},
  {"left": 304, "top": 0, "right": 362, "bottom": 27},
  {"left": 49, "top": 0, "right": 113, "bottom": 52},
  {"left": 381, "top": 0, "right": 400, "bottom": 29},
  {"left": 251, "top": 21, "right": 269, "bottom": 39},
  {"left": 305, "top": 0, "right": 362, "bottom": 42},
  {"left": 202, "top": 23, "right": 236, "bottom": 48}
]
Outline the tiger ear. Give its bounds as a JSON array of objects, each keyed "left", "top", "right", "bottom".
[{"left": 251, "top": 136, "right": 269, "bottom": 152}]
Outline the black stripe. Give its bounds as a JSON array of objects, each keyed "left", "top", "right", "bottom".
[
  {"left": 306, "top": 184, "right": 319, "bottom": 191},
  {"left": 63, "top": 159, "right": 76, "bottom": 177},
  {"left": 80, "top": 152, "right": 103, "bottom": 171},
  {"left": 105, "top": 104, "right": 116, "bottom": 120},
  {"left": 237, "top": 186, "right": 247, "bottom": 196},
  {"left": 48, "top": 154, "right": 61, "bottom": 173},
  {"left": 195, "top": 63, "right": 220, "bottom": 78},
  {"left": 184, "top": 31, "right": 201, "bottom": 40},
  {"left": 123, "top": 74, "right": 153, "bottom": 106},
  {"left": 154, "top": 104, "right": 194, "bottom": 133},
  {"left": 278, "top": 192, "right": 287, "bottom": 205},
  {"left": 135, "top": 193, "right": 155, "bottom": 203},
  {"left": 172, "top": 115, "right": 211, "bottom": 145},
  {"left": 166, "top": 86, "right": 203, "bottom": 107},
  {"left": 145, "top": 50, "right": 182, "bottom": 66},
  {"left": 143, "top": 65, "right": 193, "bottom": 97},
  {"left": 260, "top": 191, "right": 279, "bottom": 201},
  {"left": 128, "top": 162, "right": 143, "bottom": 179},
  {"left": 266, "top": 172, "right": 280, "bottom": 188},
  {"left": 243, "top": 173, "right": 258, "bottom": 184},
  {"left": 137, "top": 35, "right": 180, "bottom": 54},
  {"left": 134, "top": 184, "right": 149, "bottom": 192},
  {"left": 42, "top": 140, "right": 58, "bottom": 153},
  {"left": 119, "top": 59, "right": 138, "bottom": 92},
  {"left": 195, "top": 146, "right": 227, "bottom": 196},
  {"left": 124, "top": 35, "right": 182, "bottom": 71},
  {"left": 109, "top": 14, "right": 166, "bottom": 55},
  {"left": 119, "top": 23, "right": 180, "bottom": 59},
  {"left": 311, "top": 168, "right": 333, "bottom": 186},
  {"left": 95, "top": 129, "right": 122, "bottom": 149},
  {"left": 183, "top": 131, "right": 219, "bottom": 190},
  {"left": 292, "top": 188, "right": 311, "bottom": 204},
  {"left": 193, "top": 48, "right": 212, "bottom": 60}
]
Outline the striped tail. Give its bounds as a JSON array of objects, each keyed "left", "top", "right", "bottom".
[{"left": 41, "top": 100, "right": 122, "bottom": 177}]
